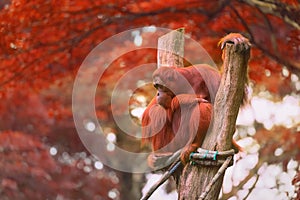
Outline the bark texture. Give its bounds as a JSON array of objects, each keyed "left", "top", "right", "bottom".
[
  {"left": 157, "top": 28, "right": 185, "bottom": 68},
  {"left": 178, "top": 43, "right": 250, "bottom": 200}
]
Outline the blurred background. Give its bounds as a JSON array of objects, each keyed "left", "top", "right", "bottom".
[{"left": 0, "top": 0, "right": 299, "bottom": 199}]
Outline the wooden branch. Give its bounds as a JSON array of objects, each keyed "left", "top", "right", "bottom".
[
  {"left": 243, "top": 0, "right": 300, "bottom": 29},
  {"left": 178, "top": 41, "right": 250, "bottom": 200},
  {"left": 199, "top": 156, "right": 233, "bottom": 200},
  {"left": 214, "top": 44, "right": 249, "bottom": 151},
  {"left": 157, "top": 28, "right": 185, "bottom": 68},
  {"left": 141, "top": 160, "right": 181, "bottom": 200}
]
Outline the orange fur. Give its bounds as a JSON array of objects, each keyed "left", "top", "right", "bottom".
[
  {"left": 142, "top": 33, "right": 248, "bottom": 166},
  {"left": 142, "top": 64, "right": 219, "bottom": 164}
]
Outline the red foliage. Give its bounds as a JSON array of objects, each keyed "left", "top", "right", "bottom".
[
  {"left": 0, "top": 131, "right": 118, "bottom": 199},
  {"left": 254, "top": 127, "right": 300, "bottom": 166}
]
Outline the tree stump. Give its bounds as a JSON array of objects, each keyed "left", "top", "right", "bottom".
[{"left": 157, "top": 28, "right": 185, "bottom": 68}]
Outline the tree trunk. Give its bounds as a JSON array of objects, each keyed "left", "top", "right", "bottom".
[
  {"left": 157, "top": 28, "right": 185, "bottom": 68},
  {"left": 178, "top": 42, "right": 250, "bottom": 199}
]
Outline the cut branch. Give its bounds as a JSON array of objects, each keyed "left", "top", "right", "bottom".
[{"left": 157, "top": 28, "right": 185, "bottom": 68}]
